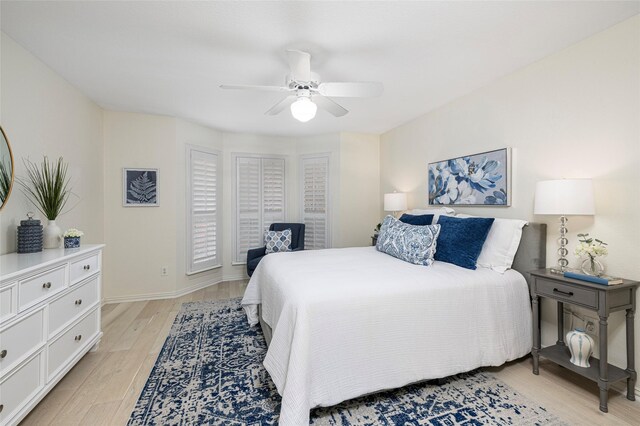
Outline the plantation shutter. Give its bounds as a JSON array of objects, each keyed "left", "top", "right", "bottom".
[
  {"left": 234, "top": 155, "right": 286, "bottom": 263},
  {"left": 262, "top": 158, "right": 285, "bottom": 234},
  {"left": 187, "top": 147, "right": 220, "bottom": 274},
  {"left": 301, "top": 155, "right": 330, "bottom": 249},
  {"left": 236, "top": 157, "right": 262, "bottom": 262}
]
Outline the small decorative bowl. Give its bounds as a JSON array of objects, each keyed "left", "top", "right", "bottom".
[{"left": 64, "top": 236, "right": 81, "bottom": 249}]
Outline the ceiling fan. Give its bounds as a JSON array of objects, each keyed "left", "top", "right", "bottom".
[{"left": 220, "top": 50, "right": 383, "bottom": 122}]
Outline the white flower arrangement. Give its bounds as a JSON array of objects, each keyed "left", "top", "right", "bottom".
[
  {"left": 574, "top": 233, "right": 608, "bottom": 258},
  {"left": 63, "top": 228, "right": 84, "bottom": 238}
]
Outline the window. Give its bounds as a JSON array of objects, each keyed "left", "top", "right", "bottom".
[
  {"left": 186, "top": 146, "right": 220, "bottom": 274},
  {"left": 300, "top": 154, "right": 330, "bottom": 249},
  {"left": 234, "top": 154, "right": 286, "bottom": 263}
]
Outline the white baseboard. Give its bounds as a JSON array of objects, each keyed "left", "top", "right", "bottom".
[
  {"left": 223, "top": 274, "right": 249, "bottom": 282},
  {"left": 102, "top": 275, "right": 247, "bottom": 305}
]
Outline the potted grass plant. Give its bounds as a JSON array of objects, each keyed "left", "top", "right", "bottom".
[{"left": 19, "top": 156, "right": 73, "bottom": 249}]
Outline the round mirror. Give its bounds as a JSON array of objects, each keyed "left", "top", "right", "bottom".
[{"left": 0, "top": 126, "right": 15, "bottom": 211}]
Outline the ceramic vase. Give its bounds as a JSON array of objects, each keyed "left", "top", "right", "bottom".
[
  {"left": 43, "top": 220, "right": 62, "bottom": 249},
  {"left": 64, "top": 236, "right": 81, "bottom": 249},
  {"left": 566, "top": 328, "right": 594, "bottom": 368}
]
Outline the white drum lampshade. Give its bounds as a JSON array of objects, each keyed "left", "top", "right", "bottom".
[
  {"left": 384, "top": 192, "right": 407, "bottom": 213},
  {"left": 534, "top": 179, "right": 595, "bottom": 215}
]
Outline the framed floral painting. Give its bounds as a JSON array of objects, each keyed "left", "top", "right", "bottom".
[{"left": 428, "top": 148, "right": 511, "bottom": 206}]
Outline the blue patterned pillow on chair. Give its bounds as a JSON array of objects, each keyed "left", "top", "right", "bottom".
[
  {"left": 376, "top": 215, "right": 440, "bottom": 266},
  {"left": 264, "top": 229, "right": 292, "bottom": 254}
]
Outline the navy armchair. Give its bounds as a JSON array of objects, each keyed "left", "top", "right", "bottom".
[{"left": 246, "top": 223, "right": 305, "bottom": 277}]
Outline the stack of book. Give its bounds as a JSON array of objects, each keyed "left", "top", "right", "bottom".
[{"left": 564, "top": 270, "right": 623, "bottom": 285}]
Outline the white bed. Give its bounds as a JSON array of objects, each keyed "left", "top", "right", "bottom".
[{"left": 241, "top": 245, "right": 536, "bottom": 425}]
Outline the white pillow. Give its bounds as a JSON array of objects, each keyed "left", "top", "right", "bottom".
[
  {"left": 457, "top": 214, "right": 527, "bottom": 273},
  {"left": 407, "top": 207, "right": 455, "bottom": 223}
]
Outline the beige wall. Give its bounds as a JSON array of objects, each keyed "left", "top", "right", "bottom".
[
  {"left": 380, "top": 16, "right": 640, "bottom": 381},
  {"left": 0, "top": 33, "right": 104, "bottom": 255},
  {"left": 103, "top": 112, "right": 178, "bottom": 300},
  {"left": 100, "top": 119, "right": 378, "bottom": 300},
  {"left": 339, "top": 133, "right": 380, "bottom": 248},
  {"left": 102, "top": 113, "right": 227, "bottom": 302}
]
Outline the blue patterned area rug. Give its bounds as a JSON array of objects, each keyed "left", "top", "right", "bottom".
[{"left": 128, "top": 298, "right": 564, "bottom": 425}]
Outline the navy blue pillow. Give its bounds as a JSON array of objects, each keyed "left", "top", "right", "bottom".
[
  {"left": 434, "top": 216, "right": 495, "bottom": 270},
  {"left": 399, "top": 213, "right": 434, "bottom": 226}
]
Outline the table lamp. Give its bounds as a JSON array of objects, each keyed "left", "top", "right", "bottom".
[
  {"left": 384, "top": 192, "right": 407, "bottom": 218},
  {"left": 534, "top": 179, "right": 595, "bottom": 274}
]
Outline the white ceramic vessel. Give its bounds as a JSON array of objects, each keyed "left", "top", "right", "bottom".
[
  {"left": 566, "top": 328, "right": 594, "bottom": 368},
  {"left": 43, "top": 219, "right": 62, "bottom": 249}
]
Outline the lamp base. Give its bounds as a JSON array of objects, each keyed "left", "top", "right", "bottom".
[{"left": 553, "top": 215, "right": 570, "bottom": 275}]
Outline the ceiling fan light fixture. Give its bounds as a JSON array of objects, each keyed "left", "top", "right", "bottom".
[{"left": 290, "top": 97, "right": 317, "bottom": 122}]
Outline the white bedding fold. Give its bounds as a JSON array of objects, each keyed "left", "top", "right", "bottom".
[{"left": 241, "top": 246, "right": 532, "bottom": 425}]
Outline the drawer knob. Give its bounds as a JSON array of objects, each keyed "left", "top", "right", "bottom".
[
  {"left": 75, "top": 334, "right": 83, "bottom": 341},
  {"left": 75, "top": 299, "right": 83, "bottom": 305},
  {"left": 83, "top": 265, "right": 91, "bottom": 270},
  {"left": 553, "top": 288, "right": 574, "bottom": 297},
  {"left": 42, "top": 282, "right": 52, "bottom": 289},
  {"left": 0, "top": 349, "right": 6, "bottom": 359}
]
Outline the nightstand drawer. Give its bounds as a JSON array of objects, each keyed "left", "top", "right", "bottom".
[{"left": 536, "top": 278, "right": 597, "bottom": 308}]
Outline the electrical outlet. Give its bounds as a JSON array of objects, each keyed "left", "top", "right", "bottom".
[
  {"left": 584, "top": 315, "right": 599, "bottom": 337},
  {"left": 161, "top": 266, "right": 168, "bottom": 276}
]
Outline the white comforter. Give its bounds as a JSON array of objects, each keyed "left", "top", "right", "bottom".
[{"left": 241, "top": 247, "right": 532, "bottom": 425}]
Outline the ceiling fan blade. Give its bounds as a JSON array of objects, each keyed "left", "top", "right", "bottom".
[
  {"left": 220, "top": 84, "right": 291, "bottom": 92},
  {"left": 317, "top": 82, "right": 383, "bottom": 98},
  {"left": 312, "top": 95, "right": 348, "bottom": 117},
  {"left": 265, "top": 96, "right": 296, "bottom": 116},
  {"left": 286, "top": 50, "right": 311, "bottom": 82}
]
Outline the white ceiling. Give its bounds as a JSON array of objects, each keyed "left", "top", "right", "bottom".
[{"left": 1, "top": 1, "right": 638, "bottom": 136}]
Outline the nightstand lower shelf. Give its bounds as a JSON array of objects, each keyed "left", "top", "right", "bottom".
[{"left": 539, "top": 344, "right": 630, "bottom": 384}]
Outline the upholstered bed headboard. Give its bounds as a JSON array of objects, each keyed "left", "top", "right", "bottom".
[{"left": 512, "top": 222, "right": 547, "bottom": 287}]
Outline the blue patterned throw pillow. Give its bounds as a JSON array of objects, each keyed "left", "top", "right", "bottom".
[
  {"left": 376, "top": 215, "right": 440, "bottom": 266},
  {"left": 264, "top": 229, "right": 292, "bottom": 254}
]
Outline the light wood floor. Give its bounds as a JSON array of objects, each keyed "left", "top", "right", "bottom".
[{"left": 21, "top": 280, "right": 640, "bottom": 426}]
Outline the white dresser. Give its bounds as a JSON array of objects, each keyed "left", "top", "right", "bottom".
[{"left": 0, "top": 245, "right": 104, "bottom": 426}]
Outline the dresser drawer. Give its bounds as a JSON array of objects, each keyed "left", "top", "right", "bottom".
[
  {"left": 536, "top": 278, "right": 598, "bottom": 308},
  {"left": 0, "top": 284, "right": 16, "bottom": 323},
  {"left": 48, "top": 309, "right": 99, "bottom": 378},
  {"left": 18, "top": 266, "right": 66, "bottom": 311},
  {"left": 49, "top": 277, "right": 99, "bottom": 336},
  {"left": 0, "top": 352, "right": 44, "bottom": 425},
  {"left": 69, "top": 254, "right": 100, "bottom": 285},
  {"left": 0, "top": 309, "right": 45, "bottom": 375}
]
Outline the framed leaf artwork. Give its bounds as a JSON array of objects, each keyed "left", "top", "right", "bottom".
[{"left": 123, "top": 168, "right": 159, "bottom": 207}]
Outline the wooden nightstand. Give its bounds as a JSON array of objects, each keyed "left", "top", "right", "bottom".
[{"left": 529, "top": 269, "right": 639, "bottom": 413}]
